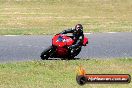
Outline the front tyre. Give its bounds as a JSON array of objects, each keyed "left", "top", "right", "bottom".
[
  {"left": 40, "top": 50, "right": 49, "bottom": 60},
  {"left": 40, "top": 46, "right": 53, "bottom": 60}
]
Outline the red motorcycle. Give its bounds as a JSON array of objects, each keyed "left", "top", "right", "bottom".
[{"left": 40, "top": 34, "right": 88, "bottom": 60}]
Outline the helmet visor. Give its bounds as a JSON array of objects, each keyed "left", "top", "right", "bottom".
[{"left": 76, "top": 25, "right": 82, "bottom": 31}]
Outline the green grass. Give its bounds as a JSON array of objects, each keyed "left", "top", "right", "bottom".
[
  {"left": 0, "top": 58, "right": 132, "bottom": 88},
  {"left": 0, "top": 0, "right": 132, "bottom": 35},
  {"left": 0, "top": 0, "right": 132, "bottom": 87}
]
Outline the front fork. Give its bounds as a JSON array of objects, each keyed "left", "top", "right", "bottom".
[{"left": 49, "top": 45, "right": 57, "bottom": 57}]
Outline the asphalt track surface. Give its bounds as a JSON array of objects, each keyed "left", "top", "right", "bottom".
[{"left": 0, "top": 32, "right": 132, "bottom": 63}]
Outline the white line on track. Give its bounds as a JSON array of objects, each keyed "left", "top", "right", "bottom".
[
  {"left": 3, "top": 32, "right": 117, "bottom": 36},
  {"left": 106, "top": 32, "right": 117, "bottom": 33},
  {"left": 3, "top": 35, "right": 20, "bottom": 36},
  {"left": 84, "top": 32, "right": 118, "bottom": 35},
  {"left": 84, "top": 33, "right": 93, "bottom": 34}
]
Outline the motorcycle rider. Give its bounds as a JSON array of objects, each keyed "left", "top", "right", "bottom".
[
  {"left": 40, "top": 24, "right": 85, "bottom": 59},
  {"left": 59, "top": 24, "right": 84, "bottom": 57}
]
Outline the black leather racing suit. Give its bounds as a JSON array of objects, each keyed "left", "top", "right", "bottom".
[{"left": 60, "top": 28, "right": 84, "bottom": 57}]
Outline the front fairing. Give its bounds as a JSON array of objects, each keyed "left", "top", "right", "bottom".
[{"left": 52, "top": 34, "right": 74, "bottom": 47}]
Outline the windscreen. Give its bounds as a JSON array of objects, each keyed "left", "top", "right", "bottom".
[{"left": 57, "top": 36, "right": 63, "bottom": 42}]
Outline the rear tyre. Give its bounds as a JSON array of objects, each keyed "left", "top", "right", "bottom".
[
  {"left": 69, "top": 47, "right": 82, "bottom": 58},
  {"left": 74, "top": 47, "right": 82, "bottom": 56}
]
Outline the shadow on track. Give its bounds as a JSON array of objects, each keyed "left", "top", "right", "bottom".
[{"left": 41, "top": 58, "right": 90, "bottom": 60}]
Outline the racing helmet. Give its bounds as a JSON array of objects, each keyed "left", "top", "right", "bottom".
[{"left": 75, "top": 24, "right": 83, "bottom": 33}]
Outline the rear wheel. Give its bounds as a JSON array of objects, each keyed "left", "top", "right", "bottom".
[
  {"left": 74, "top": 47, "right": 82, "bottom": 56},
  {"left": 70, "top": 47, "right": 82, "bottom": 57}
]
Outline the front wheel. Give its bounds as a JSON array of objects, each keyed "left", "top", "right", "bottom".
[
  {"left": 40, "top": 46, "right": 53, "bottom": 60},
  {"left": 40, "top": 50, "right": 49, "bottom": 60}
]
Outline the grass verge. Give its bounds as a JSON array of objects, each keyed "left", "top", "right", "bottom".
[
  {"left": 0, "top": 58, "right": 132, "bottom": 88},
  {"left": 0, "top": 0, "right": 132, "bottom": 35}
]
